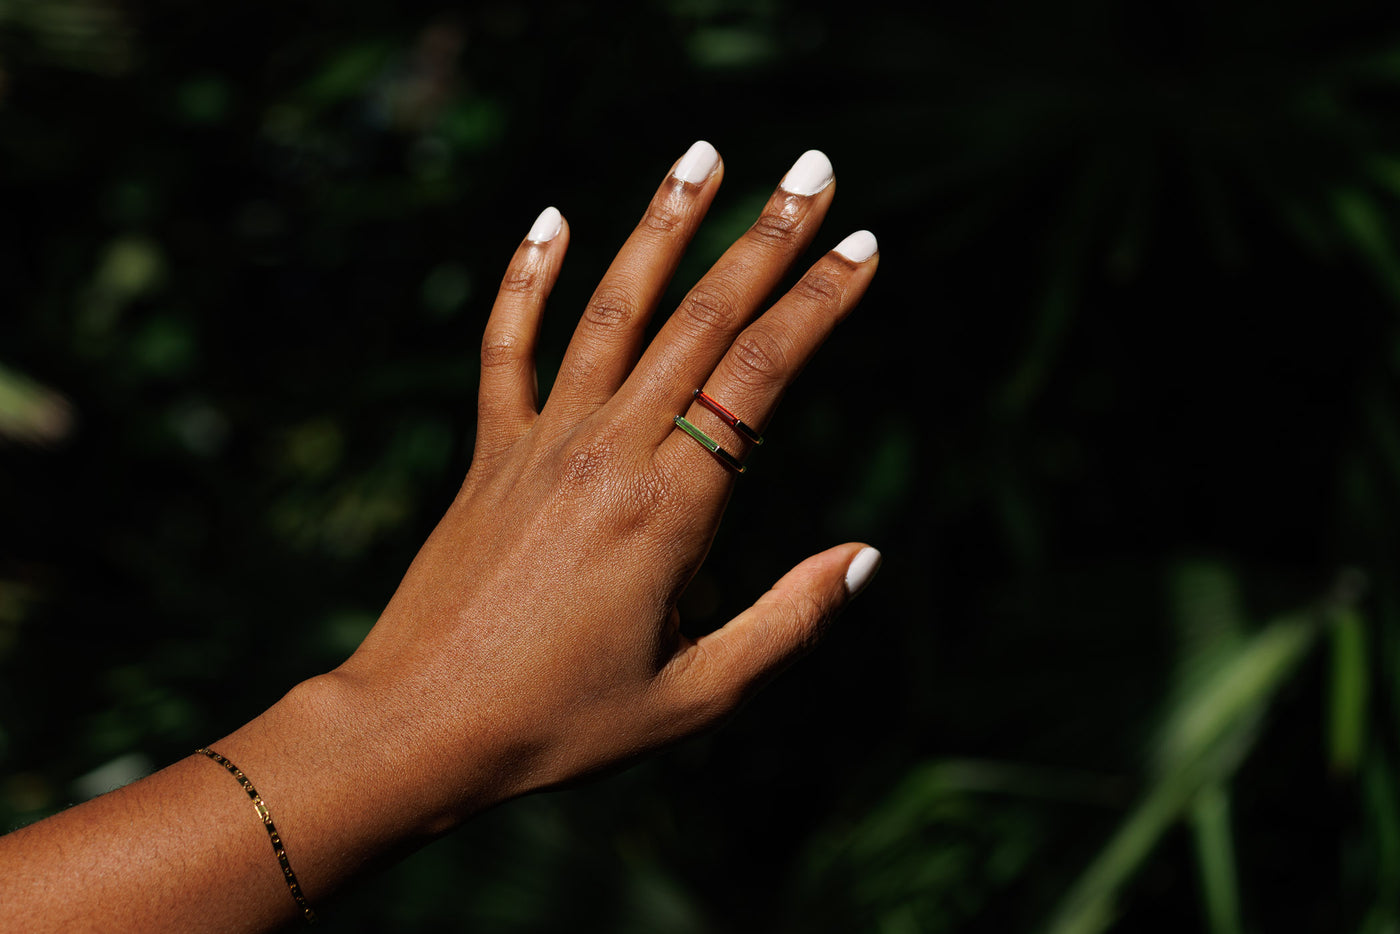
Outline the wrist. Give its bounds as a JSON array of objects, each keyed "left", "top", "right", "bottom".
[
  {"left": 278, "top": 669, "right": 527, "bottom": 838},
  {"left": 204, "top": 669, "right": 503, "bottom": 905}
]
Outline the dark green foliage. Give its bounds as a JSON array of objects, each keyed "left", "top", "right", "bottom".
[{"left": 4, "top": 1, "right": 1400, "bottom": 930}]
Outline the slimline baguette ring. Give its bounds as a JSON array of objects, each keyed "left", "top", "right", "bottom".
[
  {"left": 693, "top": 389, "right": 764, "bottom": 445},
  {"left": 673, "top": 416, "right": 747, "bottom": 473}
]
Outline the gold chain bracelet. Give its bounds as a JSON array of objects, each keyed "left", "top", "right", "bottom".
[{"left": 196, "top": 747, "right": 318, "bottom": 925}]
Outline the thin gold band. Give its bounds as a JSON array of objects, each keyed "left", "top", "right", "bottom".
[
  {"left": 673, "top": 416, "right": 747, "bottom": 473},
  {"left": 196, "top": 747, "right": 318, "bottom": 925}
]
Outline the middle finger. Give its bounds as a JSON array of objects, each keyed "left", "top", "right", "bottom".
[{"left": 618, "top": 149, "right": 837, "bottom": 425}]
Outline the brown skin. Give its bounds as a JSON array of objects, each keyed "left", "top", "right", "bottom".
[{"left": 0, "top": 145, "right": 880, "bottom": 933}]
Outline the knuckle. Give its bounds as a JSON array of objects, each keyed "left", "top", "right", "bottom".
[
  {"left": 668, "top": 651, "right": 745, "bottom": 729},
  {"left": 561, "top": 443, "right": 612, "bottom": 488},
  {"left": 499, "top": 265, "right": 538, "bottom": 294},
  {"left": 777, "top": 589, "right": 829, "bottom": 642},
  {"left": 480, "top": 334, "right": 523, "bottom": 370},
  {"left": 557, "top": 431, "right": 625, "bottom": 491},
  {"left": 792, "top": 271, "right": 844, "bottom": 307},
  {"left": 750, "top": 208, "right": 802, "bottom": 245},
  {"left": 582, "top": 288, "right": 636, "bottom": 333},
  {"left": 727, "top": 328, "right": 789, "bottom": 389},
  {"left": 677, "top": 282, "right": 740, "bottom": 336},
  {"left": 641, "top": 199, "right": 685, "bottom": 234},
  {"left": 627, "top": 468, "right": 680, "bottom": 515}
]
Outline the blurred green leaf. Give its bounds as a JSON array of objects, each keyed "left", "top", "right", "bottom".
[
  {"left": 129, "top": 316, "right": 197, "bottom": 377},
  {"left": 0, "top": 364, "right": 72, "bottom": 444},
  {"left": 1334, "top": 188, "right": 1400, "bottom": 302},
  {"left": 175, "top": 75, "right": 232, "bottom": 125},
  {"left": 1048, "top": 612, "right": 1317, "bottom": 934},
  {"left": 1189, "top": 784, "right": 1242, "bottom": 934},
  {"left": 1153, "top": 615, "right": 1314, "bottom": 776},
  {"left": 1362, "top": 755, "right": 1400, "bottom": 931},
  {"left": 437, "top": 98, "right": 506, "bottom": 152},
  {"left": 299, "top": 41, "right": 394, "bottom": 108},
  {"left": 1329, "top": 607, "right": 1369, "bottom": 775},
  {"left": 796, "top": 759, "right": 1123, "bottom": 933},
  {"left": 686, "top": 27, "right": 779, "bottom": 68},
  {"left": 421, "top": 262, "right": 474, "bottom": 318}
]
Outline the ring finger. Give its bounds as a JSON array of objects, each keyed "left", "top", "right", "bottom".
[{"left": 659, "top": 230, "right": 880, "bottom": 488}]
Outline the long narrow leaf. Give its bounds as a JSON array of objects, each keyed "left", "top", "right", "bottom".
[
  {"left": 1045, "top": 614, "right": 1316, "bottom": 934},
  {"left": 1190, "top": 783, "right": 1243, "bottom": 934}
]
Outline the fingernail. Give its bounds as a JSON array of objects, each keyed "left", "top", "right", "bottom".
[
  {"left": 673, "top": 140, "right": 720, "bottom": 184},
  {"left": 526, "top": 206, "right": 563, "bottom": 243},
  {"left": 833, "top": 230, "right": 878, "bottom": 263},
  {"left": 780, "top": 150, "right": 834, "bottom": 196},
  {"left": 844, "top": 546, "right": 882, "bottom": 597}
]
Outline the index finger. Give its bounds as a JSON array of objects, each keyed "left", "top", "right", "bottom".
[{"left": 544, "top": 140, "right": 725, "bottom": 417}]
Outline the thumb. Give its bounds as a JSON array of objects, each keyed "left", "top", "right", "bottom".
[{"left": 662, "top": 543, "right": 882, "bottom": 728}]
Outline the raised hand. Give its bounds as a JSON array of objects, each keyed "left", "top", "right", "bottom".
[
  {"left": 315, "top": 141, "right": 883, "bottom": 826},
  {"left": 0, "top": 142, "right": 881, "bottom": 933}
]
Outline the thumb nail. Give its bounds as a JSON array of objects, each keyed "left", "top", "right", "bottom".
[{"left": 844, "top": 546, "right": 883, "bottom": 597}]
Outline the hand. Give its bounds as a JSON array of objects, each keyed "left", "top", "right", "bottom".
[
  {"left": 253, "top": 141, "right": 880, "bottom": 836},
  {"left": 0, "top": 142, "right": 882, "bottom": 933}
]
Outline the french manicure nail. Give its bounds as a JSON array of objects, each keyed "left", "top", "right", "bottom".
[
  {"left": 673, "top": 140, "right": 720, "bottom": 184},
  {"left": 526, "top": 206, "right": 563, "bottom": 243},
  {"left": 780, "top": 150, "right": 834, "bottom": 196},
  {"left": 833, "top": 230, "right": 878, "bottom": 263},
  {"left": 845, "top": 546, "right": 883, "bottom": 597}
]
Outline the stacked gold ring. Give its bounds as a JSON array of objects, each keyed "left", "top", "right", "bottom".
[{"left": 673, "top": 389, "right": 764, "bottom": 474}]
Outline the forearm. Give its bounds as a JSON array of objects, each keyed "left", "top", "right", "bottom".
[
  {"left": 0, "top": 674, "right": 473, "bottom": 934},
  {"left": 0, "top": 142, "right": 882, "bottom": 931}
]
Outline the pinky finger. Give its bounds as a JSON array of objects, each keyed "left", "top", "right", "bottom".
[{"left": 475, "top": 206, "right": 569, "bottom": 460}]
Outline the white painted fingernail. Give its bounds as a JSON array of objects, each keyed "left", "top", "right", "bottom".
[
  {"left": 833, "top": 230, "right": 878, "bottom": 263},
  {"left": 780, "top": 150, "right": 834, "bottom": 196},
  {"left": 526, "top": 206, "right": 562, "bottom": 243},
  {"left": 845, "top": 546, "right": 882, "bottom": 597},
  {"left": 673, "top": 140, "right": 720, "bottom": 184}
]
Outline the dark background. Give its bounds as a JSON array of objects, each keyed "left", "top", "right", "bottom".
[{"left": 4, "top": 2, "right": 1400, "bottom": 931}]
